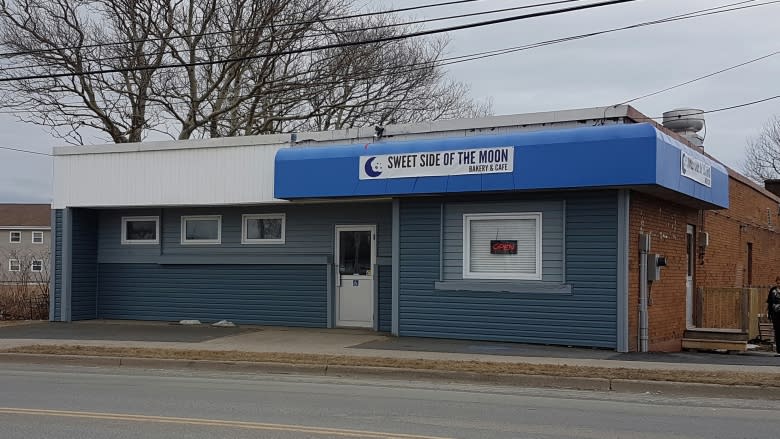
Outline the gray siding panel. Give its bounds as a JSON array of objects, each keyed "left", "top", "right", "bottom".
[
  {"left": 52, "top": 210, "right": 63, "bottom": 321},
  {"left": 398, "top": 193, "right": 618, "bottom": 348},
  {"left": 97, "top": 264, "right": 328, "bottom": 326},
  {"left": 378, "top": 265, "right": 392, "bottom": 332},
  {"left": 71, "top": 209, "right": 98, "bottom": 320}
]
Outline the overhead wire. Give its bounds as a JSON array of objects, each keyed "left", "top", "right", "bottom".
[
  {"left": 0, "top": 0, "right": 587, "bottom": 74},
  {"left": 0, "top": 0, "right": 642, "bottom": 83},
  {"left": 0, "top": 0, "right": 773, "bottom": 114},
  {"left": 0, "top": 0, "right": 496, "bottom": 59}
]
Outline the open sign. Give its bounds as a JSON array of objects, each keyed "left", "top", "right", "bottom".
[{"left": 490, "top": 240, "right": 518, "bottom": 255}]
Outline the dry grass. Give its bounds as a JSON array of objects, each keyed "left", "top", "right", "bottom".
[{"left": 4, "top": 344, "right": 780, "bottom": 388}]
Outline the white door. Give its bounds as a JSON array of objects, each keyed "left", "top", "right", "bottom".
[
  {"left": 686, "top": 225, "right": 695, "bottom": 329},
  {"left": 335, "top": 225, "right": 376, "bottom": 328}
]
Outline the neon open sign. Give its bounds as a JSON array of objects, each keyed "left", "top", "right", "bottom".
[{"left": 490, "top": 240, "right": 518, "bottom": 255}]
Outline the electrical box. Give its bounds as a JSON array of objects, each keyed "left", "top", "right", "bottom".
[
  {"left": 646, "top": 253, "right": 667, "bottom": 282},
  {"left": 697, "top": 231, "right": 709, "bottom": 248},
  {"left": 639, "top": 233, "right": 651, "bottom": 252}
]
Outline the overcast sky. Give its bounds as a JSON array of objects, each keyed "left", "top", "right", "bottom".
[{"left": 1, "top": 0, "right": 778, "bottom": 203}]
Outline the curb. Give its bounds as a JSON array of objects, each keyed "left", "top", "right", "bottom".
[{"left": 0, "top": 353, "right": 777, "bottom": 400}]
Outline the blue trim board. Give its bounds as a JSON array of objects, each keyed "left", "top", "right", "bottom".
[{"left": 275, "top": 123, "right": 728, "bottom": 208}]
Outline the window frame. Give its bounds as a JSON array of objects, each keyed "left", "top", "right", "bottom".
[
  {"left": 241, "top": 213, "right": 286, "bottom": 245},
  {"left": 180, "top": 215, "right": 222, "bottom": 245},
  {"left": 9, "top": 231, "right": 21, "bottom": 243},
  {"left": 8, "top": 259, "right": 20, "bottom": 272},
  {"left": 462, "top": 212, "right": 543, "bottom": 281},
  {"left": 121, "top": 216, "right": 160, "bottom": 245},
  {"left": 31, "top": 259, "right": 43, "bottom": 272},
  {"left": 31, "top": 231, "right": 44, "bottom": 244}
]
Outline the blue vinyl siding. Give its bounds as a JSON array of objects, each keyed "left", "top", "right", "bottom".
[
  {"left": 398, "top": 193, "right": 618, "bottom": 348},
  {"left": 52, "top": 210, "right": 63, "bottom": 321},
  {"left": 71, "top": 209, "right": 98, "bottom": 320},
  {"left": 97, "top": 264, "right": 327, "bottom": 326},
  {"left": 378, "top": 265, "right": 392, "bottom": 332}
]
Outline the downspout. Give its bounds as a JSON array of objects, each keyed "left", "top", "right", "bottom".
[{"left": 639, "top": 233, "right": 650, "bottom": 352}]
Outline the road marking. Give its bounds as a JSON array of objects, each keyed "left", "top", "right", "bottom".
[{"left": 0, "top": 407, "right": 454, "bottom": 439}]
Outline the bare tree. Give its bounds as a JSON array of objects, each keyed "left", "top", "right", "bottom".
[
  {"left": 744, "top": 116, "right": 780, "bottom": 182},
  {"left": 0, "top": 0, "right": 491, "bottom": 144}
]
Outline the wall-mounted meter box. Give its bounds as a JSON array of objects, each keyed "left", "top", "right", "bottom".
[{"left": 646, "top": 253, "right": 666, "bottom": 282}]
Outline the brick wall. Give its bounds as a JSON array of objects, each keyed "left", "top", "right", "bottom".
[
  {"left": 699, "top": 177, "right": 780, "bottom": 289},
  {"left": 628, "top": 192, "right": 699, "bottom": 352}
]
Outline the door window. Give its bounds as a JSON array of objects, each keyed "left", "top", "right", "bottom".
[{"left": 339, "top": 230, "right": 371, "bottom": 275}]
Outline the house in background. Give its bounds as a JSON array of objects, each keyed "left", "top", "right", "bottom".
[{"left": 0, "top": 204, "right": 52, "bottom": 284}]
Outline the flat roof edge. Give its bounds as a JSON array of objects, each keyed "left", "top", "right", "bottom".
[{"left": 52, "top": 105, "right": 632, "bottom": 156}]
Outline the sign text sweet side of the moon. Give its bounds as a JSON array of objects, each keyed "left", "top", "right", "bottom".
[{"left": 359, "top": 147, "right": 514, "bottom": 180}]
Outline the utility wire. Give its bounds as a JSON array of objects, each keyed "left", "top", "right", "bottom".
[
  {"left": 0, "top": 0, "right": 586, "bottom": 74},
  {"left": 0, "top": 0, "right": 495, "bottom": 59},
  {"left": 0, "top": 0, "right": 640, "bottom": 83},
  {"left": 3, "top": 94, "right": 780, "bottom": 157},
  {"left": 0, "top": 145, "right": 51, "bottom": 156},
  {"left": 0, "top": 0, "right": 769, "bottom": 112},
  {"left": 617, "top": 49, "right": 780, "bottom": 105}
]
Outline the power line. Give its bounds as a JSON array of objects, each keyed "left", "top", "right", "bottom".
[
  {"left": 3, "top": 94, "right": 780, "bottom": 157},
  {"left": 0, "top": 0, "right": 493, "bottom": 59},
  {"left": 0, "top": 0, "right": 769, "bottom": 113},
  {"left": 0, "top": 145, "right": 51, "bottom": 156},
  {"left": 0, "top": 0, "right": 587, "bottom": 74},
  {"left": 617, "top": 49, "right": 780, "bottom": 105},
  {"left": 0, "top": 0, "right": 640, "bottom": 83}
]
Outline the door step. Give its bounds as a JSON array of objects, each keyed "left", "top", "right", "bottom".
[
  {"left": 682, "top": 338, "right": 748, "bottom": 352},
  {"left": 683, "top": 328, "right": 748, "bottom": 342}
]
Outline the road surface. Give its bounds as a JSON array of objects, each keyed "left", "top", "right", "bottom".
[{"left": 0, "top": 363, "right": 777, "bottom": 438}]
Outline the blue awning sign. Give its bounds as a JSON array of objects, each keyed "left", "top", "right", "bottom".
[
  {"left": 680, "top": 150, "right": 712, "bottom": 187},
  {"left": 275, "top": 123, "right": 729, "bottom": 208},
  {"left": 358, "top": 147, "right": 514, "bottom": 180}
]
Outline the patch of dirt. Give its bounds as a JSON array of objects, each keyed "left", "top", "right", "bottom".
[{"left": 4, "top": 344, "right": 780, "bottom": 387}]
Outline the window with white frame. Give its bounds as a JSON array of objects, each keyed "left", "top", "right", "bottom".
[
  {"left": 32, "top": 231, "right": 44, "bottom": 244},
  {"left": 242, "top": 214, "right": 285, "bottom": 244},
  {"left": 181, "top": 215, "right": 221, "bottom": 244},
  {"left": 9, "top": 231, "right": 21, "bottom": 243},
  {"left": 8, "top": 259, "right": 20, "bottom": 272},
  {"left": 31, "top": 260, "right": 43, "bottom": 272},
  {"left": 121, "top": 216, "right": 160, "bottom": 244},
  {"left": 463, "top": 213, "right": 542, "bottom": 281}
]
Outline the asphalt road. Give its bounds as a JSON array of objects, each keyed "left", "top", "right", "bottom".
[{"left": 0, "top": 364, "right": 778, "bottom": 439}]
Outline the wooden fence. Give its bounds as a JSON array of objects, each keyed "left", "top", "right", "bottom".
[{"left": 694, "top": 287, "right": 767, "bottom": 339}]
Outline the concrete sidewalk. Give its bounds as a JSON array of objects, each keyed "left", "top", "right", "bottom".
[{"left": 0, "top": 321, "right": 778, "bottom": 374}]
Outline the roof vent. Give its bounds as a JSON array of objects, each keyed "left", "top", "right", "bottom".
[{"left": 662, "top": 108, "right": 704, "bottom": 147}]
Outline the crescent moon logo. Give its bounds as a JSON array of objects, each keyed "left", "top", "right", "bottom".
[{"left": 364, "top": 157, "right": 382, "bottom": 178}]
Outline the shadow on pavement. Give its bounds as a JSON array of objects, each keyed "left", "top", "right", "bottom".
[{"left": 0, "top": 322, "right": 257, "bottom": 343}]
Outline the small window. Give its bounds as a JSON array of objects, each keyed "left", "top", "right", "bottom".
[
  {"left": 121, "top": 216, "right": 159, "bottom": 244},
  {"left": 181, "top": 215, "right": 221, "bottom": 244},
  {"left": 8, "top": 259, "right": 20, "bottom": 272},
  {"left": 9, "top": 231, "right": 21, "bottom": 243},
  {"left": 31, "top": 260, "right": 43, "bottom": 272},
  {"left": 242, "top": 214, "right": 285, "bottom": 244},
  {"left": 32, "top": 231, "right": 44, "bottom": 244},
  {"left": 463, "top": 213, "right": 542, "bottom": 281}
]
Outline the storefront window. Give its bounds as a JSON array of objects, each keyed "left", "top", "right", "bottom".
[
  {"left": 181, "top": 216, "right": 222, "bottom": 244},
  {"left": 121, "top": 216, "right": 159, "bottom": 244},
  {"left": 463, "top": 213, "right": 542, "bottom": 280},
  {"left": 242, "top": 214, "right": 285, "bottom": 244}
]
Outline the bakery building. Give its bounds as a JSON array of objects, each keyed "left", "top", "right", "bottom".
[{"left": 50, "top": 105, "right": 778, "bottom": 352}]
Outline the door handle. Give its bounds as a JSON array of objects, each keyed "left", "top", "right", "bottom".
[{"left": 335, "top": 266, "right": 341, "bottom": 287}]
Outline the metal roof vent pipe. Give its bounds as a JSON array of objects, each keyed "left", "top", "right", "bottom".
[{"left": 662, "top": 108, "right": 705, "bottom": 148}]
